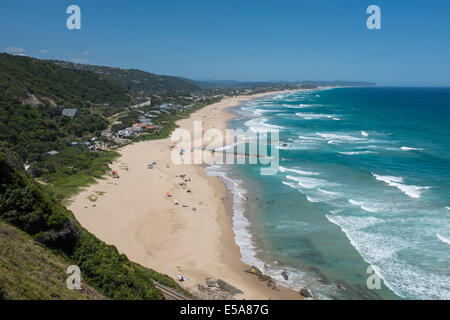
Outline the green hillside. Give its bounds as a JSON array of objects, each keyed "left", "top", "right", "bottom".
[
  {"left": 53, "top": 60, "right": 200, "bottom": 97},
  {"left": 0, "top": 54, "right": 132, "bottom": 201},
  {"left": 0, "top": 222, "right": 104, "bottom": 300},
  {"left": 0, "top": 148, "right": 185, "bottom": 300},
  {"left": 0, "top": 53, "right": 130, "bottom": 107}
]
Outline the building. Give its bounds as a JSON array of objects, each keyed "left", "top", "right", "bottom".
[
  {"left": 45, "top": 150, "right": 59, "bottom": 156},
  {"left": 116, "top": 129, "right": 132, "bottom": 138},
  {"left": 62, "top": 108, "right": 79, "bottom": 118},
  {"left": 133, "top": 123, "right": 155, "bottom": 132}
]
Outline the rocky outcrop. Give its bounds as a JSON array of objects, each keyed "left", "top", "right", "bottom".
[
  {"left": 205, "top": 277, "right": 218, "bottom": 288},
  {"left": 246, "top": 266, "right": 278, "bottom": 290},
  {"left": 194, "top": 278, "right": 243, "bottom": 300},
  {"left": 217, "top": 279, "right": 243, "bottom": 295},
  {"left": 22, "top": 94, "right": 43, "bottom": 106},
  {"left": 299, "top": 287, "right": 315, "bottom": 299}
]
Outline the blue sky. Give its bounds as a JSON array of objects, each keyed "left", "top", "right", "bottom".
[{"left": 1, "top": 0, "right": 449, "bottom": 86}]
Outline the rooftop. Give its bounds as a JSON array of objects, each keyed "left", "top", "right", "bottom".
[{"left": 61, "top": 108, "right": 78, "bottom": 118}]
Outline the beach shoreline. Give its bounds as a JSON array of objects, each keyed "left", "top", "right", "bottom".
[{"left": 68, "top": 89, "right": 304, "bottom": 300}]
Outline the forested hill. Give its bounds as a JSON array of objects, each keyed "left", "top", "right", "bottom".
[
  {"left": 0, "top": 53, "right": 130, "bottom": 107},
  {"left": 53, "top": 60, "right": 201, "bottom": 97}
]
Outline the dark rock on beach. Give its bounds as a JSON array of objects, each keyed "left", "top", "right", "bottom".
[
  {"left": 246, "top": 266, "right": 278, "bottom": 290},
  {"left": 195, "top": 278, "right": 239, "bottom": 300},
  {"left": 299, "top": 287, "right": 315, "bottom": 299},
  {"left": 205, "top": 277, "right": 218, "bottom": 287},
  {"left": 217, "top": 279, "right": 243, "bottom": 295}
]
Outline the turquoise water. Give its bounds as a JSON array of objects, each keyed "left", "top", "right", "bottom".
[{"left": 207, "top": 87, "right": 450, "bottom": 300}]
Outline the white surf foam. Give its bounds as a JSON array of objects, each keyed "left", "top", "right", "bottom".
[
  {"left": 299, "top": 103, "right": 322, "bottom": 108},
  {"left": 254, "top": 108, "right": 279, "bottom": 115},
  {"left": 298, "top": 135, "right": 323, "bottom": 141},
  {"left": 271, "top": 93, "right": 289, "bottom": 100},
  {"left": 306, "top": 196, "right": 324, "bottom": 203},
  {"left": 276, "top": 144, "right": 298, "bottom": 150},
  {"left": 276, "top": 135, "right": 324, "bottom": 151},
  {"left": 326, "top": 214, "right": 450, "bottom": 299},
  {"left": 304, "top": 189, "right": 342, "bottom": 203},
  {"left": 279, "top": 166, "right": 319, "bottom": 176},
  {"left": 208, "top": 166, "right": 328, "bottom": 296},
  {"left": 282, "top": 181, "right": 300, "bottom": 190},
  {"left": 446, "top": 207, "right": 450, "bottom": 211},
  {"left": 372, "top": 173, "right": 430, "bottom": 199},
  {"left": 296, "top": 113, "right": 337, "bottom": 120},
  {"left": 317, "top": 189, "right": 340, "bottom": 196},
  {"left": 348, "top": 199, "right": 379, "bottom": 213},
  {"left": 437, "top": 234, "right": 450, "bottom": 245},
  {"left": 286, "top": 175, "right": 332, "bottom": 189},
  {"left": 361, "top": 131, "right": 369, "bottom": 137},
  {"left": 401, "top": 146, "right": 424, "bottom": 151},
  {"left": 316, "top": 133, "right": 365, "bottom": 144},
  {"left": 205, "top": 165, "right": 263, "bottom": 271},
  {"left": 218, "top": 172, "right": 261, "bottom": 270},
  {"left": 244, "top": 117, "right": 283, "bottom": 132},
  {"left": 282, "top": 103, "right": 322, "bottom": 109},
  {"left": 338, "top": 151, "right": 376, "bottom": 155}
]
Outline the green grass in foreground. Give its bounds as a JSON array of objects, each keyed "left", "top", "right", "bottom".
[{"left": 0, "top": 222, "right": 103, "bottom": 300}]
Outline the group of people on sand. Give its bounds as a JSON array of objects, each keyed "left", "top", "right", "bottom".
[
  {"left": 166, "top": 173, "right": 196, "bottom": 211},
  {"left": 177, "top": 174, "right": 191, "bottom": 189}
]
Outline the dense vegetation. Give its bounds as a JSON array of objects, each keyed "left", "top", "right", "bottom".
[
  {"left": 0, "top": 149, "right": 184, "bottom": 299},
  {"left": 0, "top": 54, "right": 129, "bottom": 200},
  {"left": 0, "top": 103, "right": 108, "bottom": 162},
  {"left": 0, "top": 53, "right": 130, "bottom": 106},
  {"left": 53, "top": 60, "right": 200, "bottom": 98}
]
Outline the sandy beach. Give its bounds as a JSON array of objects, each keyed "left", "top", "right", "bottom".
[{"left": 68, "top": 90, "right": 303, "bottom": 300}]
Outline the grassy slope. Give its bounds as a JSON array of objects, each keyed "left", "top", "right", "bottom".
[
  {"left": 0, "top": 222, "right": 103, "bottom": 300},
  {"left": 41, "top": 150, "right": 119, "bottom": 203}
]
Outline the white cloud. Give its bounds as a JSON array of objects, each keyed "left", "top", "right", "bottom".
[
  {"left": 83, "top": 50, "right": 91, "bottom": 55},
  {"left": 39, "top": 49, "right": 51, "bottom": 54},
  {"left": 69, "top": 57, "right": 89, "bottom": 64},
  {"left": 5, "top": 47, "right": 26, "bottom": 54}
]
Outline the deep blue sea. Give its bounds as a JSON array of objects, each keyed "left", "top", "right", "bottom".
[{"left": 206, "top": 87, "right": 450, "bottom": 299}]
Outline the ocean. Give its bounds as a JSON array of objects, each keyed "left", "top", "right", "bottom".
[{"left": 206, "top": 87, "right": 450, "bottom": 300}]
